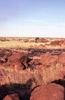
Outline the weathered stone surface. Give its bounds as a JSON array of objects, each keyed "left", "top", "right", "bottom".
[
  {"left": 29, "top": 59, "right": 41, "bottom": 68},
  {"left": 0, "top": 49, "right": 12, "bottom": 64},
  {"left": 0, "top": 49, "right": 65, "bottom": 100},
  {"left": 40, "top": 52, "right": 58, "bottom": 65},
  {"left": 0, "top": 49, "right": 12, "bottom": 57},
  {"left": 3, "top": 93, "right": 20, "bottom": 100},
  {"left": 58, "top": 52, "right": 65, "bottom": 64},
  {"left": 30, "top": 83, "right": 64, "bottom": 100},
  {"left": 50, "top": 40, "right": 65, "bottom": 46},
  {"left": 5, "top": 52, "right": 28, "bottom": 70}
]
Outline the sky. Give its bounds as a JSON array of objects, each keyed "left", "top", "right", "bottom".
[{"left": 0, "top": 0, "right": 65, "bottom": 37}]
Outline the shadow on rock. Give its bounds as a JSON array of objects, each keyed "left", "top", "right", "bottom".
[
  {"left": 0, "top": 78, "right": 33, "bottom": 100},
  {"left": 51, "top": 79, "right": 65, "bottom": 87}
]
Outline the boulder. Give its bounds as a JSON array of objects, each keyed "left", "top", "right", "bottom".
[
  {"left": 3, "top": 93, "right": 20, "bottom": 100},
  {"left": 40, "top": 52, "right": 58, "bottom": 65},
  {"left": 5, "top": 52, "right": 28, "bottom": 70},
  {"left": 30, "top": 83, "right": 64, "bottom": 100}
]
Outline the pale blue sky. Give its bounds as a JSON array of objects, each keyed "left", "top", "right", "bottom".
[{"left": 0, "top": 0, "right": 65, "bottom": 37}]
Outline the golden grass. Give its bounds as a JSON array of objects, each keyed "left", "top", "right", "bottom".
[{"left": 0, "top": 38, "right": 65, "bottom": 49}]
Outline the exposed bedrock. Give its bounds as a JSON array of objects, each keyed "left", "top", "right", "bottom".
[
  {"left": 30, "top": 83, "right": 64, "bottom": 100},
  {"left": 0, "top": 49, "right": 65, "bottom": 99}
]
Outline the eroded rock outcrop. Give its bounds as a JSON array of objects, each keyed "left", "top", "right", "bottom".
[
  {"left": 0, "top": 49, "right": 12, "bottom": 64},
  {"left": 3, "top": 93, "right": 20, "bottom": 100},
  {"left": 30, "top": 83, "right": 64, "bottom": 100},
  {"left": 0, "top": 49, "right": 65, "bottom": 100},
  {"left": 5, "top": 51, "right": 28, "bottom": 70},
  {"left": 50, "top": 40, "right": 65, "bottom": 46},
  {"left": 58, "top": 52, "right": 65, "bottom": 64},
  {"left": 40, "top": 52, "right": 58, "bottom": 65}
]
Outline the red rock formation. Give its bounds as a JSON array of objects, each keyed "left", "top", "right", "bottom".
[
  {"left": 3, "top": 93, "right": 20, "bottom": 100},
  {"left": 5, "top": 52, "right": 28, "bottom": 70},
  {"left": 50, "top": 40, "right": 65, "bottom": 46},
  {"left": 0, "top": 49, "right": 12, "bottom": 64},
  {"left": 0, "top": 49, "right": 65, "bottom": 100},
  {"left": 30, "top": 83, "right": 64, "bottom": 100},
  {"left": 58, "top": 52, "right": 65, "bottom": 64},
  {"left": 40, "top": 52, "right": 58, "bottom": 65},
  {"left": 37, "top": 38, "right": 48, "bottom": 43},
  {"left": 0, "top": 49, "right": 12, "bottom": 57}
]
